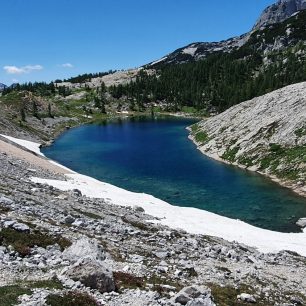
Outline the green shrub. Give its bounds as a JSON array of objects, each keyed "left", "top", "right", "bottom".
[
  {"left": 194, "top": 131, "right": 210, "bottom": 144},
  {"left": 269, "top": 143, "right": 283, "bottom": 154}
]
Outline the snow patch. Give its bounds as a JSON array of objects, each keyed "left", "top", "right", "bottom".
[
  {"left": 31, "top": 173, "right": 306, "bottom": 256},
  {"left": 150, "top": 57, "right": 167, "bottom": 66},
  {"left": 182, "top": 47, "right": 198, "bottom": 56},
  {"left": 4, "top": 134, "right": 306, "bottom": 256},
  {"left": 0, "top": 134, "right": 43, "bottom": 156}
]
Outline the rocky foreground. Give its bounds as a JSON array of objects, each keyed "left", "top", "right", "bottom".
[
  {"left": 190, "top": 82, "right": 306, "bottom": 198},
  {"left": 0, "top": 139, "right": 305, "bottom": 305}
]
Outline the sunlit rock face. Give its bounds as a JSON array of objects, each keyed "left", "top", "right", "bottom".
[{"left": 254, "top": 0, "right": 306, "bottom": 30}]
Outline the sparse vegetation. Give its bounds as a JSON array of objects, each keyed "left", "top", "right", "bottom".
[
  {"left": 295, "top": 125, "right": 306, "bottom": 137},
  {"left": 113, "top": 271, "right": 144, "bottom": 291},
  {"left": 194, "top": 131, "right": 210, "bottom": 144},
  {"left": 46, "top": 291, "right": 99, "bottom": 306},
  {"left": 222, "top": 146, "right": 240, "bottom": 162},
  {"left": 0, "top": 227, "right": 71, "bottom": 256},
  {"left": 0, "top": 285, "right": 31, "bottom": 306}
]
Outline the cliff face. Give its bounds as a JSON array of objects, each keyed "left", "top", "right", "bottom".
[
  {"left": 190, "top": 82, "right": 306, "bottom": 195},
  {"left": 254, "top": 0, "right": 306, "bottom": 30}
]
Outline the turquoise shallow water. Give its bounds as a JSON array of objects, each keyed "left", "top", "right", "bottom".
[{"left": 42, "top": 116, "right": 306, "bottom": 233}]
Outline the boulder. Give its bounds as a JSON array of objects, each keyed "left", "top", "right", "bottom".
[
  {"left": 62, "top": 237, "right": 105, "bottom": 262},
  {"left": 187, "top": 298, "right": 216, "bottom": 306},
  {"left": 0, "top": 196, "right": 14, "bottom": 205},
  {"left": 64, "top": 257, "right": 115, "bottom": 293},
  {"left": 174, "top": 286, "right": 212, "bottom": 305}
]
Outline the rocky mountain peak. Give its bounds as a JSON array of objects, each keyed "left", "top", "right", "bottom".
[
  {"left": 253, "top": 0, "right": 306, "bottom": 30},
  {"left": 0, "top": 83, "right": 7, "bottom": 91}
]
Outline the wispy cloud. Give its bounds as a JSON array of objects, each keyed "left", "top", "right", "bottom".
[
  {"left": 3, "top": 65, "right": 43, "bottom": 74},
  {"left": 60, "top": 63, "right": 74, "bottom": 68}
]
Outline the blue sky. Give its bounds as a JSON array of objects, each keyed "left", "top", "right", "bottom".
[{"left": 0, "top": 0, "right": 275, "bottom": 85}]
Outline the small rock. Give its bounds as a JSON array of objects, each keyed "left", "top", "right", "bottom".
[
  {"left": 72, "top": 189, "right": 82, "bottom": 196},
  {"left": 133, "top": 206, "right": 145, "bottom": 213},
  {"left": 296, "top": 218, "right": 306, "bottom": 228},
  {"left": 0, "top": 196, "right": 14, "bottom": 205},
  {"left": 12, "top": 223, "right": 30, "bottom": 233},
  {"left": 64, "top": 215, "right": 75, "bottom": 225},
  {"left": 237, "top": 293, "right": 257, "bottom": 303}
]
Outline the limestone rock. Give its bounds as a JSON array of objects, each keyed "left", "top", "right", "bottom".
[
  {"left": 174, "top": 286, "right": 213, "bottom": 305},
  {"left": 296, "top": 218, "right": 306, "bottom": 228},
  {"left": 62, "top": 237, "right": 106, "bottom": 262},
  {"left": 64, "top": 257, "right": 115, "bottom": 293},
  {"left": 254, "top": 0, "right": 306, "bottom": 30}
]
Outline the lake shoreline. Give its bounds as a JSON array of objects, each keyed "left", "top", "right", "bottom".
[
  {"left": 187, "top": 129, "right": 306, "bottom": 199},
  {"left": 1, "top": 127, "right": 306, "bottom": 256}
]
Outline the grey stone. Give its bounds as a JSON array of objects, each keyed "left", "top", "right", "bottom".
[
  {"left": 64, "top": 257, "right": 115, "bottom": 293},
  {"left": 64, "top": 215, "right": 75, "bottom": 224},
  {"left": 0, "top": 196, "right": 14, "bottom": 205},
  {"left": 62, "top": 237, "right": 105, "bottom": 262},
  {"left": 296, "top": 218, "right": 306, "bottom": 228},
  {"left": 12, "top": 223, "right": 30, "bottom": 233},
  {"left": 186, "top": 297, "right": 216, "bottom": 306}
]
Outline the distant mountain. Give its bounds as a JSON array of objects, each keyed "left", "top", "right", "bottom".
[
  {"left": 10, "top": 83, "right": 19, "bottom": 89},
  {"left": 0, "top": 83, "right": 7, "bottom": 92},
  {"left": 148, "top": 0, "right": 306, "bottom": 67}
]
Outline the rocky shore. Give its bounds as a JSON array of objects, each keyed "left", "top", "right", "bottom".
[
  {"left": 189, "top": 82, "right": 306, "bottom": 199},
  {"left": 0, "top": 133, "right": 305, "bottom": 305}
]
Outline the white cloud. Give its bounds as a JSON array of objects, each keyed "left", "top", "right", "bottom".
[
  {"left": 61, "top": 63, "right": 74, "bottom": 68},
  {"left": 3, "top": 65, "right": 43, "bottom": 74},
  {"left": 12, "top": 78, "right": 19, "bottom": 83}
]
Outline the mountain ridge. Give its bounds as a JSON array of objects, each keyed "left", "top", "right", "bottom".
[{"left": 148, "top": 0, "right": 306, "bottom": 67}]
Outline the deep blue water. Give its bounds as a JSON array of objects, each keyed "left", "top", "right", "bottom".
[{"left": 42, "top": 116, "right": 306, "bottom": 232}]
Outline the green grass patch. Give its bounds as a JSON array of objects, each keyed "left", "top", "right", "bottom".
[
  {"left": 237, "top": 155, "right": 254, "bottom": 167},
  {"left": 46, "top": 291, "right": 99, "bottom": 306},
  {"left": 181, "top": 106, "right": 197, "bottom": 114},
  {"left": 208, "top": 283, "right": 272, "bottom": 306},
  {"left": 113, "top": 271, "right": 144, "bottom": 291},
  {"left": 0, "top": 285, "right": 31, "bottom": 306},
  {"left": 222, "top": 146, "right": 240, "bottom": 162},
  {"left": 194, "top": 131, "right": 210, "bottom": 144},
  {"left": 28, "top": 278, "right": 64, "bottom": 290},
  {"left": 0, "top": 228, "right": 71, "bottom": 256},
  {"left": 259, "top": 145, "right": 306, "bottom": 180},
  {"left": 190, "top": 123, "right": 200, "bottom": 133}
]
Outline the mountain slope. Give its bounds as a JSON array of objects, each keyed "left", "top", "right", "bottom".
[
  {"left": 148, "top": 0, "right": 306, "bottom": 67},
  {"left": 190, "top": 82, "right": 306, "bottom": 196}
]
